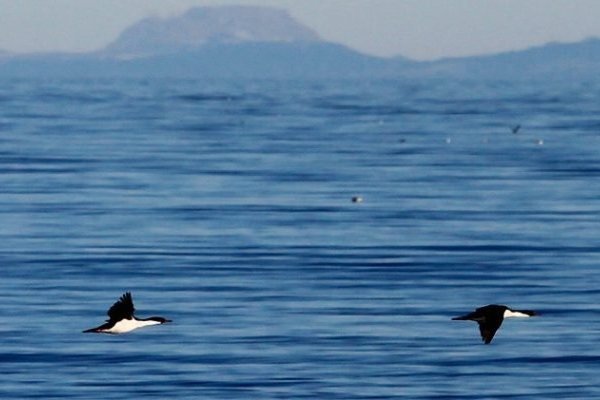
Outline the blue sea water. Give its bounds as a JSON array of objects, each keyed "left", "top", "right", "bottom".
[{"left": 1, "top": 77, "right": 600, "bottom": 399}]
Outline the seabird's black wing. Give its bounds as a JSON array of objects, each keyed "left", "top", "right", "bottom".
[
  {"left": 107, "top": 292, "right": 135, "bottom": 321},
  {"left": 477, "top": 314, "right": 504, "bottom": 344},
  {"left": 453, "top": 304, "right": 507, "bottom": 344}
]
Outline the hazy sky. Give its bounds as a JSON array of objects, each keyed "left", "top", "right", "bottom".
[{"left": 1, "top": 0, "right": 600, "bottom": 60}]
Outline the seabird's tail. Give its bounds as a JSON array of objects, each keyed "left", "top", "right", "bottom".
[{"left": 452, "top": 312, "right": 477, "bottom": 321}]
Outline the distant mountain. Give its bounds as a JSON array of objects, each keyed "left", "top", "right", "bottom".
[
  {"left": 102, "top": 6, "right": 321, "bottom": 59},
  {"left": 0, "top": 6, "right": 409, "bottom": 79},
  {"left": 418, "top": 38, "right": 600, "bottom": 80},
  {"left": 0, "top": 6, "right": 599, "bottom": 80}
]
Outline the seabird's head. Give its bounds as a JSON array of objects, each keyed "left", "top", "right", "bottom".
[{"left": 146, "top": 316, "right": 172, "bottom": 324}]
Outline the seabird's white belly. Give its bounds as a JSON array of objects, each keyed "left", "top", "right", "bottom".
[{"left": 103, "top": 319, "right": 160, "bottom": 334}]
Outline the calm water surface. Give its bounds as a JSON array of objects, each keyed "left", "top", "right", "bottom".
[{"left": 1, "top": 78, "right": 600, "bottom": 399}]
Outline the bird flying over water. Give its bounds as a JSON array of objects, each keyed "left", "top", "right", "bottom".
[
  {"left": 511, "top": 125, "right": 521, "bottom": 134},
  {"left": 452, "top": 304, "right": 537, "bottom": 344},
  {"left": 83, "top": 292, "right": 171, "bottom": 334}
]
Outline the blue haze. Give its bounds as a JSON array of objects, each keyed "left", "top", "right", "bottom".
[{"left": 1, "top": 78, "right": 600, "bottom": 399}]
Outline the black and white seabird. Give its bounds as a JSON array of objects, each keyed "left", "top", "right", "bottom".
[
  {"left": 83, "top": 292, "right": 171, "bottom": 334},
  {"left": 452, "top": 304, "right": 537, "bottom": 344}
]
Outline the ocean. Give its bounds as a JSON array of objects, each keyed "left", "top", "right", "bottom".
[{"left": 1, "top": 77, "right": 599, "bottom": 399}]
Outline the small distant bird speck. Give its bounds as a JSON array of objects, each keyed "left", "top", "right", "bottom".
[
  {"left": 351, "top": 196, "right": 363, "bottom": 203},
  {"left": 83, "top": 292, "right": 171, "bottom": 334},
  {"left": 452, "top": 304, "right": 537, "bottom": 344},
  {"left": 511, "top": 124, "right": 521, "bottom": 134}
]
